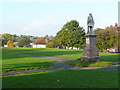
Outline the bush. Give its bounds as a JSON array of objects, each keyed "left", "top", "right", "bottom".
[
  {"left": 68, "top": 61, "right": 90, "bottom": 67},
  {"left": 88, "top": 61, "right": 113, "bottom": 67},
  {"left": 17, "top": 37, "right": 30, "bottom": 47},
  {"left": 6, "top": 40, "right": 15, "bottom": 47},
  {"left": 46, "top": 42, "right": 54, "bottom": 48},
  {"left": 68, "top": 61, "right": 113, "bottom": 67}
]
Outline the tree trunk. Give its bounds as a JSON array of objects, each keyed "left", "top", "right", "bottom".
[{"left": 71, "top": 47, "right": 73, "bottom": 49}]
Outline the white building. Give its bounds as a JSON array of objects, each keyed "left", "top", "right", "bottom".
[
  {"left": 30, "top": 43, "right": 46, "bottom": 48},
  {"left": 4, "top": 45, "right": 8, "bottom": 47},
  {"left": 66, "top": 47, "right": 78, "bottom": 49}
]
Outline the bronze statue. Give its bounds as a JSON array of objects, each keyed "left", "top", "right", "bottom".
[{"left": 87, "top": 13, "right": 94, "bottom": 34}]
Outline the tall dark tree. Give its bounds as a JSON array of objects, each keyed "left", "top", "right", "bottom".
[{"left": 55, "top": 20, "right": 85, "bottom": 49}]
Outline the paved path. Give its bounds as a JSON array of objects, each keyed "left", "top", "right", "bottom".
[
  {"left": 1, "top": 53, "right": 119, "bottom": 76},
  {"left": 8, "top": 53, "right": 74, "bottom": 62}
]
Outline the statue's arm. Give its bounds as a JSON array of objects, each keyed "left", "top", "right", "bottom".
[
  {"left": 93, "top": 19, "right": 95, "bottom": 25},
  {"left": 87, "top": 17, "right": 90, "bottom": 25}
]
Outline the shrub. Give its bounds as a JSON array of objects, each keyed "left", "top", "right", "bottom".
[
  {"left": 88, "top": 61, "right": 113, "bottom": 67},
  {"left": 46, "top": 42, "right": 54, "bottom": 48},
  {"left": 68, "top": 61, "right": 113, "bottom": 67},
  {"left": 68, "top": 61, "right": 90, "bottom": 67},
  {"left": 6, "top": 40, "right": 15, "bottom": 47}
]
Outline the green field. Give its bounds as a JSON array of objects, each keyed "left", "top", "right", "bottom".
[
  {"left": 2, "top": 47, "right": 119, "bottom": 73},
  {"left": 2, "top": 47, "right": 119, "bottom": 61},
  {"left": 2, "top": 48, "right": 55, "bottom": 73},
  {"left": 2, "top": 69, "right": 118, "bottom": 88},
  {"left": 2, "top": 47, "right": 119, "bottom": 88}
]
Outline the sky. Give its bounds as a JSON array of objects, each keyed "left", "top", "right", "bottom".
[{"left": 0, "top": 0, "right": 119, "bottom": 37}]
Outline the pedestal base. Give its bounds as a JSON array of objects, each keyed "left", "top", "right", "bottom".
[
  {"left": 80, "top": 34, "right": 100, "bottom": 62},
  {"left": 81, "top": 56, "right": 100, "bottom": 62},
  {"left": 81, "top": 48, "right": 100, "bottom": 62}
]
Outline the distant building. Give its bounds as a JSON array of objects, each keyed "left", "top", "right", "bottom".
[
  {"left": 45, "top": 36, "right": 54, "bottom": 40},
  {"left": 29, "top": 36, "right": 38, "bottom": 43},
  {"left": 44, "top": 36, "right": 54, "bottom": 43},
  {"left": 117, "top": 26, "right": 120, "bottom": 33},
  {"left": 66, "top": 47, "right": 78, "bottom": 50},
  {"left": 15, "top": 36, "right": 20, "bottom": 41},
  {"left": 30, "top": 43, "right": 46, "bottom": 48},
  {"left": 14, "top": 42, "right": 18, "bottom": 47},
  {"left": 4, "top": 45, "right": 8, "bottom": 47},
  {"left": 44, "top": 38, "right": 49, "bottom": 43}
]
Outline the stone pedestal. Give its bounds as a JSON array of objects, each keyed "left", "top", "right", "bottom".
[{"left": 81, "top": 34, "right": 100, "bottom": 62}]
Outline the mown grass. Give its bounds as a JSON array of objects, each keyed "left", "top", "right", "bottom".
[
  {"left": 2, "top": 69, "right": 118, "bottom": 88},
  {"left": 2, "top": 47, "right": 119, "bottom": 88},
  {"left": 2, "top": 48, "right": 55, "bottom": 73},
  {"left": 2, "top": 47, "right": 119, "bottom": 61},
  {"left": 68, "top": 61, "right": 113, "bottom": 67},
  {"left": 2, "top": 57, "right": 54, "bottom": 73},
  {"left": 1, "top": 47, "right": 118, "bottom": 73}
]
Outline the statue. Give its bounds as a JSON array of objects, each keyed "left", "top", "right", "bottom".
[
  {"left": 81, "top": 13, "right": 100, "bottom": 62},
  {"left": 87, "top": 13, "right": 94, "bottom": 34}
]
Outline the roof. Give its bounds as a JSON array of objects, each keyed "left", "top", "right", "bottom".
[{"left": 117, "top": 27, "right": 120, "bottom": 31}]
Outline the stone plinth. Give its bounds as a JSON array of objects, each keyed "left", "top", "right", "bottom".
[{"left": 81, "top": 34, "right": 100, "bottom": 62}]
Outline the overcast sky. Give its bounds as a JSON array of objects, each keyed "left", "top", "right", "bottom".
[{"left": 0, "top": 0, "right": 119, "bottom": 37}]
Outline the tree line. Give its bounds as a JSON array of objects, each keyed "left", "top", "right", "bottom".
[
  {"left": 0, "top": 34, "right": 53, "bottom": 47},
  {"left": 0, "top": 20, "right": 119, "bottom": 52}
]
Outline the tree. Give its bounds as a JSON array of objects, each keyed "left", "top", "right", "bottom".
[
  {"left": 94, "top": 26, "right": 118, "bottom": 51},
  {"left": 46, "top": 42, "right": 55, "bottom": 48},
  {"left": 1, "top": 33, "right": 12, "bottom": 46},
  {"left": 6, "top": 40, "right": 15, "bottom": 47},
  {"left": 1, "top": 33, "right": 18, "bottom": 46},
  {"left": 54, "top": 20, "right": 85, "bottom": 49},
  {"left": 17, "top": 37, "right": 30, "bottom": 47},
  {"left": 44, "top": 35, "right": 49, "bottom": 38},
  {"left": 34, "top": 37, "right": 46, "bottom": 44}
]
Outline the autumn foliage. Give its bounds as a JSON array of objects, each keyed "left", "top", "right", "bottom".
[
  {"left": 46, "top": 42, "right": 54, "bottom": 48},
  {"left": 34, "top": 37, "right": 46, "bottom": 44},
  {"left": 6, "top": 40, "right": 15, "bottom": 47},
  {"left": 94, "top": 26, "right": 118, "bottom": 51}
]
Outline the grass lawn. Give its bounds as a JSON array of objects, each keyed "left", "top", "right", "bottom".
[
  {"left": 2, "top": 48, "right": 55, "bottom": 73},
  {"left": 1, "top": 47, "right": 119, "bottom": 88},
  {"left": 2, "top": 57, "right": 54, "bottom": 73},
  {"left": 1, "top": 47, "right": 119, "bottom": 73},
  {"left": 2, "top": 69, "right": 118, "bottom": 88},
  {"left": 2, "top": 47, "right": 119, "bottom": 61}
]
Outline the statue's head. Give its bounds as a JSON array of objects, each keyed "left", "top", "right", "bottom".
[{"left": 89, "top": 13, "right": 92, "bottom": 16}]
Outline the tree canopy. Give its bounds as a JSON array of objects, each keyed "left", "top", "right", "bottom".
[
  {"left": 6, "top": 40, "right": 15, "bottom": 47},
  {"left": 0, "top": 33, "right": 16, "bottom": 46},
  {"left": 94, "top": 26, "right": 118, "bottom": 51},
  {"left": 54, "top": 20, "right": 85, "bottom": 49},
  {"left": 17, "top": 37, "right": 30, "bottom": 47}
]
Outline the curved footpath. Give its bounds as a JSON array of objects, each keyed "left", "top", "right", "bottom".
[{"left": 1, "top": 53, "right": 119, "bottom": 76}]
